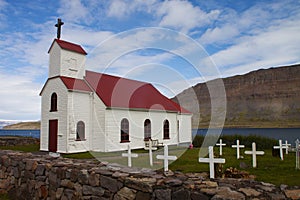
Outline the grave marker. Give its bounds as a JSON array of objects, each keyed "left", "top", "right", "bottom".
[
  {"left": 199, "top": 146, "right": 226, "bottom": 179},
  {"left": 273, "top": 139, "right": 287, "bottom": 160},
  {"left": 144, "top": 140, "right": 157, "bottom": 166},
  {"left": 122, "top": 145, "right": 138, "bottom": 167},
  {"left": 232, "top": 139, "right": 245, "bottom": 159},
  {"left": 296, "top": 139, "right": 300, "bottom": 170},
  {"left": 156, "top": 145, "right": 177, "bottom": 171},
  {"left": 283, "top": 140, "right": 291, "bottom": 155},
  {"left": 244, "top": 142, "right": 264, "bottom": 168},
  {"left": 216, "top": 139, "right": 226, "bottom": 156}
]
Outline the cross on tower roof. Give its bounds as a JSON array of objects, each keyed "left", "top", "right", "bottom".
[{"left": 55, "top": 18, "right": 64, "bottom": 39}]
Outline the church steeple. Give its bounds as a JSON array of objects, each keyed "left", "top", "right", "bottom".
[{"left": 48, "top": 19, "right": 87, "bottom": 79}]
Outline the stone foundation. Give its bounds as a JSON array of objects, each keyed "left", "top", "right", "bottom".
[{"left": 0, "top": 150, "right": 299, "bottom": 200}]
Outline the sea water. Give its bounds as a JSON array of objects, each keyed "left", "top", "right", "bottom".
[
  {"left": 0, "top": 129, "right": 40, "bottom": 138},
  {"left": 193, "top": 128, "right": 300, "bottom": 144}
]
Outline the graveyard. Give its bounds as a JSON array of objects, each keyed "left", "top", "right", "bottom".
[{"left": 0, "top": 135, "right": 299, "bottom": 186}]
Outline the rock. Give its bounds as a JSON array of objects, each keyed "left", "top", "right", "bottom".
[
  {"left": 124, "top": 177, "right": 156, "bottom": 193},
  {"left": 114, "top": 187, "right": 136, "bottom": 200},
  {"left": 239, "top": 162, "right": 249, "bottom": 169},
  {"left": 78, "top": 169, "right": 89, "bottom": 184},
  {"left": 154, "top": 189, "right": 171, "bottom": 200},
  {"left": 83, "top": 185, "right": 105, "bottom": 196},
  {"left": 200, "top": 188, "right": 218, "bottom": 196},
  {"left": 100, "top": 175, "right": 123, "bottom": 193},
  {"left": 56, "top": 188, "right": 64, "bottom": 199},
  {"left": 255, "top": 184, "right": 274, "bottom": 192},
  {"left": 164, "top": 178, "right": 183, "bottom": 186},
  {"left": 112, "top": 171, "right": 129, "bottom": 178},
  {"left": 238, "top": 188, "right": 261, "bottom": 197},
  {"left": 88, "top": 172, "right": 100, "bottom": 186},
  {"left": 191, "top": 192, "right": 209, "bottom": 200},
  {"left": 202, "top": 181, "right": 218, "bottom": 188},
  {"left": 284, "top": 189, "right": 300, "bottom": 200},
  {"left": 164, "top": 170, "right": 174, "bottom": 177},
  {"left": 172, "top": 188, "right": 190, "bottom": 200},
  {"left": 268, "top": 193, "right": 287, "bottom": 200},
  {"left": 35, "top": 164, "right": 45, "bottom": 176},
  {"left": 135, "top": 191, "right": 151, "bottom": 200},
  {"left": 280, "top": 184, "right": 288, "bottom": 191},
  {"left": 60, "top": 179, "right": 74, "bottom": 189},
  {"left": 212, "top": 187, "right": 245, "bottom": 200}
]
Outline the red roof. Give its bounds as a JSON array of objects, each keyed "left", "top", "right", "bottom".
[
  {"left": 84, "top": 71, "right": 191, "bottom": 114},
  {"left": 60, "top": 76, "right": 92, "bottom": 92},
  {"left": 48, "top": 39, "right": 87, "bottom": 55}
]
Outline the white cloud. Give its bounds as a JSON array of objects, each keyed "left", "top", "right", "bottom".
[
  {"left": 157, "top": 1, "right": 220, "bottom": 33},
  {"left": 0, "top": 68, "right": 41, "bottom": 120},
  {"left": 211, "top": 16, "right": 300, "bottom": 77},
  {"left": 107, "top": 0, "right": 158, "bottom": 19},
  {"left": 57, "top": 0, "right": 90, "bottom": 24}
]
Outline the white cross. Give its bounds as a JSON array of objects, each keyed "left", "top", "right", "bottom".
[
  {"left": 144, "top": 140, "right": 157, "bottom": 166},
  {"left": 296, "top": 139, "right": 299, "bottom": 170},
  {"left": 244, "top": 142, "right": 264, "bottom": 168},
  {"left": 231, "top": 139, "right": 245, "bottom": 159},
  {"left": 216, "top": 139, "right": 226, "bottom": 156},
  {"left": 273, "top": 139, "right": 287, "bottom": 160},
  {"left": 156, "top": 145, "right": 177, "bottom": 171},
  {"left": 283, "top": 140, "right": 291, "bottom": 155},
  {"left": 199, "top": 146, "right": 226, "bottom": 179},
  {"left": 122, "top": 145, "right": 138, "bottom": 167}
]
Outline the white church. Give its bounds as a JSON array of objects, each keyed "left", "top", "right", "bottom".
[{"left": 40, "top": 24, "right": 192, "bottom": 153}]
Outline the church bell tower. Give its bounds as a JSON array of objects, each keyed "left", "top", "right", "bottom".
[{"left": 48, "top": 19, "right": 87, "bottom": 79}]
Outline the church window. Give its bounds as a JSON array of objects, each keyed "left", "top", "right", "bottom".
[
  {"left": 76, "top": 121, "right": 85, "bottom": 141},
  {"left": 50, "top": 93, "right": 57, "bottom": 112},
  {"left": 120, "top": 118, "right": 129, "bottom": 143},
  {"left": 144, "top": 119, "right": 151, "bottom": 141},
  {"left": 163, "top": 120, "right": 170, "bottom": 139}
]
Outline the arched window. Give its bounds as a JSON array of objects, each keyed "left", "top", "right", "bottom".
[
  {"left": 144, "top": 119, "right": 151, "bottom": 141},
  {"left": 120, "top": 118, "right": 129, "bottom": 143},
  {"left": 50, "top": 93, "right": 57, "bottom": 112},
  {"left": 76, "top": 121, "right": 85, "bottom": 141},
  {"left": 163, "top": 120, "right": 170, "bottom": 139}
]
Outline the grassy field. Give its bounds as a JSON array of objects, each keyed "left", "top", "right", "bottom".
[
  {"left": 0, "top": 138, "right": 299, "bottom": 186},
  {"left": 169, "top": 147, "right": 300, "bottom": 186}
]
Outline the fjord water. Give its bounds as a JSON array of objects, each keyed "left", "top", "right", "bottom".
[
  {"left": 0, "top": 129, "right": 40, "bottom": 138},
  {"left": 0, "top": 128, "right": 299, "bottom": 145},
  {"left": 193, "top": 128, "right": 300, "bottom": 145}
]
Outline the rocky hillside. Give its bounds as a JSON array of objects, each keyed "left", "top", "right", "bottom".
[
  {"left": 173, "top": 64, "right": 300, "bottom": 128},
  {"left": 3, "top": 121, "right": 40, "bottom": 130}
]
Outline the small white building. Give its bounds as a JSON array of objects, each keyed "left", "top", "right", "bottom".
[{"left": 40, "top": 39, "right": 192, "bottom": 153}]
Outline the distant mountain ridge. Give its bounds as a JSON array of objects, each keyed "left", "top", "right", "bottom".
[
  {"left": 2, "top": 121, "right": 40, "bottom": 130},
  {"left": 173, "top": 64, "right": 300, "bottom": 128}
]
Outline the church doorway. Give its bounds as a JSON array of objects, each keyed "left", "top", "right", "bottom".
[{"left": 48, "top": 119, "right": 58, "bottom": 152}]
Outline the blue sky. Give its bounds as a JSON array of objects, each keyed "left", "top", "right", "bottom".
[{"left": 0, "top": 0, "right": 300, "bottom": 121}]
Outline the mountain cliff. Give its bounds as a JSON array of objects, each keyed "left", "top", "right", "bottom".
[{"left": 173, "top": 64, "right": 300, "bottom": 128}]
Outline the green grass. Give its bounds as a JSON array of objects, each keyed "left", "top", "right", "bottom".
[
  {"left": 169, "top": 147, "right": 300, "bottom": 186},
  {"left": 0, "top": 144, "right": 40, "bottom": 152}
]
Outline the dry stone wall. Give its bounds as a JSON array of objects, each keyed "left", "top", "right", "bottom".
[
  {"left": 0, "top": 150, "right": 299, "bottom": 200},
  {"left": 0, "top": 137, "right": 39, "bottom": 146}
]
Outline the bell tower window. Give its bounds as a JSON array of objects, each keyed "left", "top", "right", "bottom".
[{"left": 50, "top": 93, "right": 57, "bottom": 112}]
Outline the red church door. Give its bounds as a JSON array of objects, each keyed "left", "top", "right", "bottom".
[{"left": 48, "top": 119, "right": 58, "bottom": 152}]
